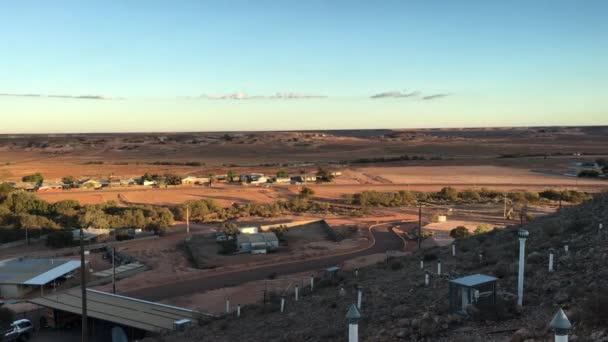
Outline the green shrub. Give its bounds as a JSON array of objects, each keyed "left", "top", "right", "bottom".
[
  {"left": 390, "top": 261, "right": 403, "bottom": 270},
  {"left": 581, "top": 290, "right": 608, "bottom": 327},
  {"left": 46, "top": 230, "right": 75, "bottom": 248},
  {"left": 450, "top": 226, "right": 470, "bottom": 239},
  {"left": 474, "top": 224, "right": 493, "bottom": 234}
]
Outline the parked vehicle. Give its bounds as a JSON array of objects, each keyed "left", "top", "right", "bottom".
[{"left": 2, "top": 319, "right": 33, "bottom": 341}]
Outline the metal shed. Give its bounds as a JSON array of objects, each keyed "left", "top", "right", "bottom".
[{"left": 449, "top": 274, "right": 497, "bottom": 315}]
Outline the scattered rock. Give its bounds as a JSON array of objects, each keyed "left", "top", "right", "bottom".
[{"left": 510, "top": 328, "right": 532, "bottom": 342}]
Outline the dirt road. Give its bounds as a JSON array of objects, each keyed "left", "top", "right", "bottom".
[{"left": 124, "top": 224, "right": 404, "bottom": 301}]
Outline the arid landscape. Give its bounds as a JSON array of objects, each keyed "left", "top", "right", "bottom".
[{"left": 1, "top": 127, "right": 607, "bottom": 342}]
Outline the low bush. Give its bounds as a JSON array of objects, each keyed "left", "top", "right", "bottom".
[
  {"left": 450, "top": 226, "right": 470, "bottom": 239},
  {"left": 580, "top": 290, "right": 608, "bottom": 327},
  {"left": 46, "top": 230, "right": 75, "bottom": 248},
  {"left": 390, "top": 260, "right": 403, "bottom": 270}
]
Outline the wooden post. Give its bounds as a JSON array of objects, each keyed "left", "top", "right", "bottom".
[
  {"left": 418, "top": 205, "right": 422, "bottom": 249},
  {"left": 280, "top": 296, "right": 285, "bottom": 313}
]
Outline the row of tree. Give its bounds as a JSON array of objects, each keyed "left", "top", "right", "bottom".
[{"left": 347, "top": 187, "right": 592, "bottom": 207}]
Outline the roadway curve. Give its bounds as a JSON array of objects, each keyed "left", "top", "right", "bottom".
[{"left": 125, "top": 225, "right": 404, "bottom": 301}]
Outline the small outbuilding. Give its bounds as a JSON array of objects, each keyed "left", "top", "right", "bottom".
[
  {"left": 448, "top": 274, "right": 497, "bottom": 315},
  {"left": 236, "top": 232, "right": 279, "bottom": 253},
  {"left": 0, "top": 258, "right": 86, "bottom": 298}
]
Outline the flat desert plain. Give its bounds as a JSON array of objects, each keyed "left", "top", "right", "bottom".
[{"left": 1, "top": 126, "right": 607, "bottom": 205}]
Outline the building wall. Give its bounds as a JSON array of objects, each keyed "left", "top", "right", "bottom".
[{"left": 0, "top": 284, "right": 31, "bottom": 298}]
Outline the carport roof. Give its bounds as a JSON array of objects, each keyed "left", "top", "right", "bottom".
[
  {"left": 29, "top": 289, "right": 213, "bottom": 333},
  {"left": 0, "top": 258, "right": 82, "bottom": 285}
]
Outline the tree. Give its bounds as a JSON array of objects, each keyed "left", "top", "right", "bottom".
[
  {"left": 316, "top": 167, "right": 334, "bottom": 183},
  {"left": 449, "top": 226, "right": 470, "bottom": 239},
  {"left": 603, "top": 165, "right": 608, "bottom": 176},
  {"left": 276, "top": 170, "right": 289, "bottom": 178},
  {"left": 269, "top": 224, "right": 288, "bottom": 239},
  {"left": 438, "top": 187, "right": 459, "bottom": 202},
  {"left": 62, "top": 175, "right": 77, "bottom": 188},
  {"left": 221, "top": 222, "right": 239, "bottom": 236},
  {"left": 578, "top": 170, "right": 600, "bottom": 178},
  {"left": 78, "top": 206, "right": 110, "bottom": 229},
  {"left": 46, "top": 230, "right": 75, "bottom": 248},
  {"left": 227, "top": 170, "right": 236, "bottom": 182},
  {"left": 22, "top": 172, "right": 44, "bottom": 184},
  {"left": 164, "top": 173, "right": 182, "bottom": 186},
  {"left": 298, "top": 186, "right": 315, "bottom": 199},
  {"left": 0, "top": 182, "right": 14, "bottom": 199}
]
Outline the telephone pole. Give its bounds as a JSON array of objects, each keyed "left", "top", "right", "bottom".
[
  {"left": 418, "top": 204, "right": 422, "bottom": 249},
  {"left": 503, "top": 193, "right": 507, "bottom": 219},
  {"left": 186, "top": 206, "right": 190, "bottom": 236},
  {"left": 79, "top": 227, "right": 88, "bottom": 342},
  {"left": 112, "top": 247, "right": 116, "bottom": 294}
]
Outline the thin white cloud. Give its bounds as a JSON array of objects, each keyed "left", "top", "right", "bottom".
[
  {"left": 370, "top": 90, "right": 420, "bottom": 99},
  {"left": 421, "top": 93, "right": 451, "bottom": 100},
  {"left": 198, "top": 92, "right": 327, "bottom": 100},
  {"left": 0, "top": 93, "right": 119, "bottom": 100}
]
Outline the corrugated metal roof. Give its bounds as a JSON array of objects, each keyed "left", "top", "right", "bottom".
[
  {"left": 450, "top": 274, "right": 497, "bottom": 287},
  {"left": 23, "top": 260, "right": 83, "bottom": 285},
  {"left": 29, "top": 289, "right": 213, "bottom": 333},
  {"left": 0, "top": 258, "right": 80, "bottom": 285}
]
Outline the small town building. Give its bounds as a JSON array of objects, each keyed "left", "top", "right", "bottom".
[
  {"left": 142, "top": 180, "right": 157, "bottom": 187},
  {"left": 0, "top": 258, "right": 86, "bottom": 298},
  {"left": 240, "top": 173, "right": 267, "bottom": 185},
  {"left": 80, "top": 179, "right": 103, "bottom": 189},
  {"left": 449, "top": 274, "right": 497, "bottom": 315},
  {"left": 37, "top": 182, "right": 65, "bottom": 192},
  {"left": 12, "top": 182, "right": 37, "bottom": 192},
  {"left": 72, "top": 227, "right": 111, "bottom": 242},
  {"left": 181, "top": 176, "right": 210, "bottom": 185},
  {"left": 273, "top": 177, "right": 291, "bottom": 184},
  {"left": 236, "top": 232, "right": 279, "bottom": 253},
  {"left": 30, "top": 288, "right": 212, "bottom": 338}
]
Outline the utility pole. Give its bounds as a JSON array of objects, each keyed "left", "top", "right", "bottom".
[
  {"left": 25, "top": 226, "right": 29, "bottom": 248},
  {"left": 186, "top": 206, "right": 190, "bottom": 236},
  {"left": 418, "top": 204, "right": 422, "bottom": 250},
  {"left": 79, "top": 227, "right": 88, "bottom": 342},
  {"left": 112, "top": 247, "right": 116, "bottom": 294},
  {"left": 503, "top": 193, "right": 507, "bottom": 219}
]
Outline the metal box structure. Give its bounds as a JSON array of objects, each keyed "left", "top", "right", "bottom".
[{"left": 449, "top": 274, "right": 497, "bottom": 315}]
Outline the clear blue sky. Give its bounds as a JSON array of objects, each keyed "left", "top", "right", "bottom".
[{"left": 0, "top": 0, "right": 606, "bottom": 133}]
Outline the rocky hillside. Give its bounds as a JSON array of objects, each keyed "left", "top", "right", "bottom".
[{"left": 151, "top": 193, "right": 608, "bottom": 341}]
